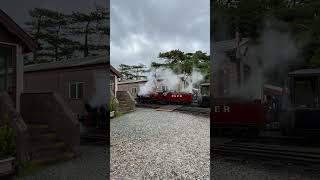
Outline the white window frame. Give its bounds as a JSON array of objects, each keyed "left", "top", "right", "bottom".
[
  {"left": 69, "top": 82, "right": 85, "bottom": 99},
  {"left": 131, "top": 87, "right": 137, "bottom": 94}
]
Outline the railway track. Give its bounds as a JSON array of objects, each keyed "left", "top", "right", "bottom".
[
  {"left": 213, "top": 137, "right": 320, "bottom": 166},
  {"left": 174, "top": 106, "right": 210, "bottom": 116},
  {"left": 136, "top": 103, "right": 210, "bottom": 116}
]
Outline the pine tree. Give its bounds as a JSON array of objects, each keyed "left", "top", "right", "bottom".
[
  {"left": 26, "top": 8, "right": 80, "bottom": 63},
  {"left": 119, "top": 64, "right": 148, "bottom": 81},
  {"left": 70, "top": 6, "right": 109, "bottom": 57}
]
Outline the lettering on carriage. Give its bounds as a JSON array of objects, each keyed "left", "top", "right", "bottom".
[{"left": 214, "top": 105, "right": 230, "bottom": 112}]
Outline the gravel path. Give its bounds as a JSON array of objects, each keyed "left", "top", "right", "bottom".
[
  {"left": 14, "top": 145, "right": 107, "bottom": 180},
  {"left": 110, "top": 108, "right": 210, "bottom": 179}
]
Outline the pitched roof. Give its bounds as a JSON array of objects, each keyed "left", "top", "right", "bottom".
[
  {"left": 288, "top": 68, "right": 320, "bottom": 77},
  {"left": 110, "top": 65, "right": 121, "bottom": 77},
  {"left": 24, "top": 55, "right": 108, "bottom": 72},
  {"left": 0, "top": 9, "right": 38, "bottom": 52},
  {"left": 118, "top": 79, "right": 148, "bottom": 84}
]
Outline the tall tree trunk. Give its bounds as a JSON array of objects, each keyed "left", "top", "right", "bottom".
[
  {"left": 33, "top": 16, "right": 42, "bottom": 62},
  {"left": 84, "top": 22, "right": 90, "bottom": 57},
  {"left": 55, "top": 25, "right": 61, "bottom": 61}
]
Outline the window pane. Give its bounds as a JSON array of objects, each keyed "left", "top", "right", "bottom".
[
  {"left": 78, "top": 83, "right": 84, "bottom": 99},
  {"left": 70, "top": 84, "right": 77, "bottom": 99},
  {"left": 294, "top": 79, "right": 315, "bottom": 107},
  {"left": 0, "top": 55, "right": 7, "bottom": 91}
]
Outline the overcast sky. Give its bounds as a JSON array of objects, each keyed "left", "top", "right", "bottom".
[
  {"left": 0, "top": 0, "right": 107, "bottom": 28},
  {"left": 111, "top": 0, "right": 210, "bottom": 69}
]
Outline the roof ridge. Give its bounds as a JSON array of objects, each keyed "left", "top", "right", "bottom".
[{"left": 0, "top": 9, "right": 38, "bottom": 52}]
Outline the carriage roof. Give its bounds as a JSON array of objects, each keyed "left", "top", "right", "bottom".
[{"left": 288, "top": 68, "right": 320, "bottom": 77}]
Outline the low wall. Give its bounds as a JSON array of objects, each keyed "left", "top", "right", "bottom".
[
  {"left": 20, "top": 92, "right": 80, "bottom": 152},
  {"left": 116, "top": 91, "right": 136, "bottom": 112},
  {"left": 0, "top": 92, "right": 29, "bottom": 166}
]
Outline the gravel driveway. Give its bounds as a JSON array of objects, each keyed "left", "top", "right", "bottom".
[
  {"left": 110, "top": 108, "right": 210, "bottom": 179},
  {"left": 14, "top": 145, "right": 107, "bottom": 180}
]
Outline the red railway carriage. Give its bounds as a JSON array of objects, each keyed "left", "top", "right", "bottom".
[
  {"left": 211, "top": 98, "right": 266, "bottom": 135},
  {"left": 138, "top": 91, "right": 193, "bottom": 104}
]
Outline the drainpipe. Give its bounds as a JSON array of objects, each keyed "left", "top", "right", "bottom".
[{"left": 0, "top": 41, "right": 23, "bottom": 112}]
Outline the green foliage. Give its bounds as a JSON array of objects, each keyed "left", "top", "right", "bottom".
[
  {"left": 70, "top": 6, "right": 109, "bottom": 57},
  {"left": 25, "top": 6, "right": 109, "bottom": 63},
  {"left": 151, "top": 50, "right": 210, "bottom": 82},
  {"left": 307, "top": 48, "right": 320, "bottom": 68},
  {"left": 213, "top": 0, "right": 320, "bottom": 68},
  {"left": 119, "top": 63, "right": 148, "bottom": 81},
  {"left": 109, "top": 97, "right": 117, "bottom": 112},
  {"left": 0, "top": 115, "right": 16, "bottom": 159}
]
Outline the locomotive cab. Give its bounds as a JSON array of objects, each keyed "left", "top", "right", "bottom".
[
  {"left": 198, "top": 83, "right": 210, "bottom": 107},
  {"left": 280, "top": 69, "right": 320, "bottom": 136}
]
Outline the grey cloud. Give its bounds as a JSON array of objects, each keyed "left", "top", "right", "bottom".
[
  {"left": 111, "top": 0, "right": 209, "bottom": 68},
  {"left": 0, "top": 0, "right": 108, "bottom": 28}
]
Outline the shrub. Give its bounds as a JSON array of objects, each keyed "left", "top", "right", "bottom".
[
  {"left": 0, "top": 115, "right": 16, "bottom": 159},
  {"left": 109, "top": 97, "right": 117, "bottom": 112}
]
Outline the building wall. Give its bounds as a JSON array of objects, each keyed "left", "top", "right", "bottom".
[
  {"left": 118, "top": 81, "right": 146, "bottom": 97},
  {"left": 24, "top": 65, "right": 107, "bottom": 115},
  {"left": 111, "top": 74, "right": 118, "bottom": 96},
  {"left": 0, "top": 24, "right": 26, "bottom": 112}
]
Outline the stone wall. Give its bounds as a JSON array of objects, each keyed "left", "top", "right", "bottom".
[
  {"left": 118, "top": 82, "right": 146, "bottom": 97},
  {"left": 116, "top": 91, "right": 136, "bottom": 113},
  {"left": 20, "top": 92, "right": 80, "bottom": 152}
]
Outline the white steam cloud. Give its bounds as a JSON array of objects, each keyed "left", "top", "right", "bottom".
[
  {"left": 138, "top": 67, "right": 204, "bottom": 96},
  {"left": 214, "top": 18, "right": 301, "bottom": 101},
  {"left": 89, "top": 70, "right": 108, "bottom": 108}
]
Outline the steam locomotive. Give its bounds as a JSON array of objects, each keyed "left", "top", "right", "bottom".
[
  {"left": 279, "top": 68, "right": 320, "bottom": 136},
  {"left": 212, "top": 68, "right": 320, "bottom": 137},
  {"left": 212, "top": 97, "right": 265, "bottom": 136},
  {"left": 136, "top": 91, "right": 193, "bottom": 105},
  {"left": 198, "top": 83, "right": 210, "bottom": 107}
]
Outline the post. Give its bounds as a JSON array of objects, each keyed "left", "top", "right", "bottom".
[
  {"left": 16, "top": 45, "right": 23, "bottom": 113},
  {"left": 235, "top": 31, "right": 244, "bottom": 88}
]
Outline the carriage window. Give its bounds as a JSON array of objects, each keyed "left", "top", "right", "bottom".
[
  {"left": 294, "top": 77, "right": 317, "bottom": 107},
  {"left": 161, "top": 86, "right": 168, "bottom": 92},
  {"left": 200, "top": 85, "right": 210, "bottom": 96}
]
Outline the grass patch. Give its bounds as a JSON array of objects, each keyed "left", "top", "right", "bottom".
[{"left": 115, "top": 111, "right": 124, "bottom": 117}]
